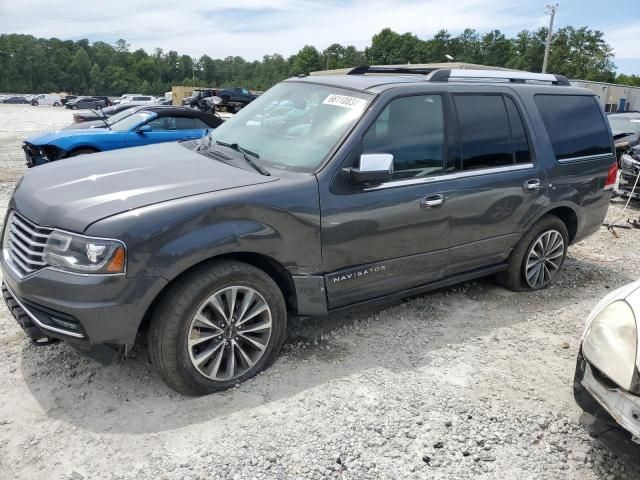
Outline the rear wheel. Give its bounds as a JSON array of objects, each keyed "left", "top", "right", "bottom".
[
  {"left": 71, "top": 105, "right": 79, "bottom": 110},
  {"left": 148, "top": 260, "right": 287, "bottom": 395},
  {"left": 497, "top": 215, "right": 569, "bottom": 292},
  {"left": 53, "top": 102, "right": 60, "bottom": 107}
]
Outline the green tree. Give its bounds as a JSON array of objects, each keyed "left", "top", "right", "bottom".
[{"left": 290, "top": 45, "right": 322, "bottom": 75}]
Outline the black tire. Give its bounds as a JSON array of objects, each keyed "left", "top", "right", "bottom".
[
  {"left": 67, "top": 148, "right": 98, "bottom": 157},
  {"left": 71, "top": 105, "right": 79, "bottom": 110},
  {"left": 31, "top": 100, "right": 39, "bottom": 106},
  {"left": 53, "top": 102, "right": 60, "bottom": 107},
  {"left": 148, "top": 260, "right": 287, "bottom": 395},
  {"left": 496, "top": 214, "right": 569, "bottom": 292}
]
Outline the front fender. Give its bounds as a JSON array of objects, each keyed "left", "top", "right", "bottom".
[{"left": 84, "top": 180, "right": 322, "bottom": 281}]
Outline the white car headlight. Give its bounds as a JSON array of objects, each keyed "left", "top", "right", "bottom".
[
  {"left": 43, "top": 231, "right": 126, "bottom": 274},
  {"left": 583, "top": 300, "right": 638, "bottom": 390}
]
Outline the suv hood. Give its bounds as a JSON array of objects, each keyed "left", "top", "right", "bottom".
[{"left": 11, "top": 142, "right": 277, "bottom": 232}]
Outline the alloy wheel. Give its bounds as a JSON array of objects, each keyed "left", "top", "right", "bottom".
[
  {"left": 187, "top": 286, "right": 272, "bottom": 381},
  {"left": 524, "top": 229, "right": 565, "bottom": 289}
]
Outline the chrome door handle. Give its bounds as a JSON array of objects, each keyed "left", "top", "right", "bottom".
[
  {"left": 523, "top": 179, "right": 541, "bottom": 192},
  {"left": 420, "top": 194, "right": 444, "bottom": 210}
]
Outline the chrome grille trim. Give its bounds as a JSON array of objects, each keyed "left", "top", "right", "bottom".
[{"left": 4, "top": 213, "right": 52, "bottom": 277}]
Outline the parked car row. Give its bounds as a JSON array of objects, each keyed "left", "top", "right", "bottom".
[{"left": 182, "top": 87, "right": 257, "bottom": 112}]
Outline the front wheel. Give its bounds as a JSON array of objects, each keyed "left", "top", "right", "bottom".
[
  {"left": 148, "top": 260, "right": 287, "bottom": 395},
  {"left": 497, "top": 215, "right": 569, "bottom": 292},
  {"left": 53, "top": 102, "right": 60, "bottom": 107},
  {"left": 71, "top": 105, "right": 79, "bottom": 110}
]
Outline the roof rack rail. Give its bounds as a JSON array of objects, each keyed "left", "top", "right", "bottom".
[
  {"left": 347, "top": 66, "right": 437, "bottom": 76},
  {"left": 427, "top": 69, "right": 571, "bottom": 86}
]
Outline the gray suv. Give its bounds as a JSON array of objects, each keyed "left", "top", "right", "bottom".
[{"left": 1, "top": 67, "right": 616, "bottom": 395}]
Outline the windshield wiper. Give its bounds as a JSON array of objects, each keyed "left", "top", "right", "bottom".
[{"left": 214, "top": 141, "right": 271, "bottom": 176}]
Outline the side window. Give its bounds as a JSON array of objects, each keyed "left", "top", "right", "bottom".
[
  {"left": 147, "top": 116, "right": 174, "bottom": 130},
  {"left": 534, "top": 95, "right": 612, "bottom": 160},
  {"left": 453, "top": 95, "right": 512, "bottom": 170},
  {"left": 362, "top": 95, "right": 444, "bottom": 180},
  {"left": 505, "top": 97, "right": 532, "bottom": 164},
  {"left": 191, "top": 118, "right": 210, "bottom": 129},
  {"left": 173, "top": 117, "right": 200, "bottom": 130}
]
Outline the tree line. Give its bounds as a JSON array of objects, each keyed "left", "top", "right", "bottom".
[{"left": 0, "top": 25, "right": 636, "bottom": 96}]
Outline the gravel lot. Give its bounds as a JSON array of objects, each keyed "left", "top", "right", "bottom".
[{"left": 1, "top": 104, "right": 640, "bottom": 480}]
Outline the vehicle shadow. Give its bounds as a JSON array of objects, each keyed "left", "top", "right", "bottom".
[{"left": 18, "top": 252, "right": 635, "bottom": 438}]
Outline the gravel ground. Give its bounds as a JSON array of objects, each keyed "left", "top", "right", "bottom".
[{"left": 1, "top": 104, "right": 640, "bottom": 480}]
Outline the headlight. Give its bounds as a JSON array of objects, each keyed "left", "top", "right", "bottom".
[
  {"left": 43, "top": 231, "right": 126, "bottom": 274},
  {"left": 583, "top": 300, "right": 638, "bottom": 390}
]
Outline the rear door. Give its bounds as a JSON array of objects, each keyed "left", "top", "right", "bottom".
[{"left": 444, "top": 89, "right": 547, "bottom": 275}]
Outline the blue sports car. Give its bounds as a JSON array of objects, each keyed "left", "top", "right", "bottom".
[{"left": 23, "top": 106, "right": 223, "bottom": 167}]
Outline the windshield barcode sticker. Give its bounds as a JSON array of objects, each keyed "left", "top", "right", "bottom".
[{"left": 323, "top": 94, "right": 366, "bottom": 109}]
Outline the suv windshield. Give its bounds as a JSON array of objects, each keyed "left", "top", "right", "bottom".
[
  {"left": 110, "top": 111, "right": 156, "bottom": 131},
  {"left": 208, "top": 82, "right": 372, "bottom": 172},
  {"left": 609, "top": 116, "right": 640, "bottom": 136}
]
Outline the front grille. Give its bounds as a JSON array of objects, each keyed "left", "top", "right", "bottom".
[{"left": 4, "top": 213, "right": 52, "bottom": 277}]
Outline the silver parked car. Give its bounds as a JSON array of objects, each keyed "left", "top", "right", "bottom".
[{"left": 574, "top": 280, "right": 640, "bottom": 470}]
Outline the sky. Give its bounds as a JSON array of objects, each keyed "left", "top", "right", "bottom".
[{"left": 1, "top": 0, "right": 638, "bottom": 74}]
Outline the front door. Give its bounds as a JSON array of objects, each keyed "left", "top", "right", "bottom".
[
  {"left": 126, "top": 115, "right": 206, "bottom": 147},
  {"left": 320, "top": 93, "right": 455, "bottom": 309}
]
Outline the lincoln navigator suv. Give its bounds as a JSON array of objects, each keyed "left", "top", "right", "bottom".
[{"left": 1, "top": 67, "right": 616, "bottom": 395}]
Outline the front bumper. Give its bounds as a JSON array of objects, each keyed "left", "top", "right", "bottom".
[
  {"left": 1, "top": 251, "right": 167, "bottom": 347},
  {"left": 574, "top": 353, "right": 640, "bottom": 470}
]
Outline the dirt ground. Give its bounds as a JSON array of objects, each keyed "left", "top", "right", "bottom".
[{"left": 1, "top": 104, "right": 639, "bottom": 480}]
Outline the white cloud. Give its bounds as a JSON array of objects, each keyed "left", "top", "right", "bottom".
[
  {"left": 1, "top": 0, "right": 637, "bottom": 73},
  {"left": 1, "top": 0, "right": 532, "bottom": 59},
  {"left": 605, "top": 22, "right": 640, "bottom": 60}
]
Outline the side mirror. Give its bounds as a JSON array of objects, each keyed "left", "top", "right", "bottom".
[
  {"left": 137, "top": 124, "right": 152, "bottom": 134},
  {"left": 347, "top": 153, "right": 393, "bottom": 184}
]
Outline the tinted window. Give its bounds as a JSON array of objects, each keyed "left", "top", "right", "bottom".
[
  {"left": 505, "top": 97, "right": 531, "bottom": 164},
  {"left": 535, "top": 95, "right": 612, "bottom": 160},
  {"left": 454, "top": 95, "right": 512, "bottom": 170},
  {"left": 173, "top": 116, "right": 202, "bottom": 129},
  {"left": 362, "top": 95, "right": 444, "bottom": 180}
]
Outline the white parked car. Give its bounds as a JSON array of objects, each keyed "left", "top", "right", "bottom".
[
  {"left": 575, "top": 280, "right": 640, "bottom": 469},
  {"left": 112, "top": 93, "right": 142, "bottom": 105},
  {"left": 30, "top": 94, "right": 62, "bottom": 106},
  {"left": 120, "top": 95, "right": 156, "bottom": 104}
]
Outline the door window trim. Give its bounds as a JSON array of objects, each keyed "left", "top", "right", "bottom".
[
  {"left": 363, "top": 162, "right": 534, "bottom": 191},
  {"left": 449, "top": 92, "right": 536, "bottom": 172}
]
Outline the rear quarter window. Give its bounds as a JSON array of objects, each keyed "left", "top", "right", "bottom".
[{"left": 534, "top": 94, "right": 612, "bottom": 161}]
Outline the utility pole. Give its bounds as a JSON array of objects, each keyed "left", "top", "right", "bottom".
[{"left": 542, "top": 3, "right": 558, "bottom": 73}]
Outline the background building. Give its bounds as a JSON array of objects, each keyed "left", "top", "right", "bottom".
[{"left": 569, "top": 80, "right": 640, "bottom": 112}]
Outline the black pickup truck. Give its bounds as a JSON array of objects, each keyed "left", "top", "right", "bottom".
[{"left": 1, "top": 67, "right": 616, "bottom": 395}]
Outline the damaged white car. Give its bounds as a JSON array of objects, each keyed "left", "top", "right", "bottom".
[{"left": 575, "top": 280, "right": 640, "bottom": 469}]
